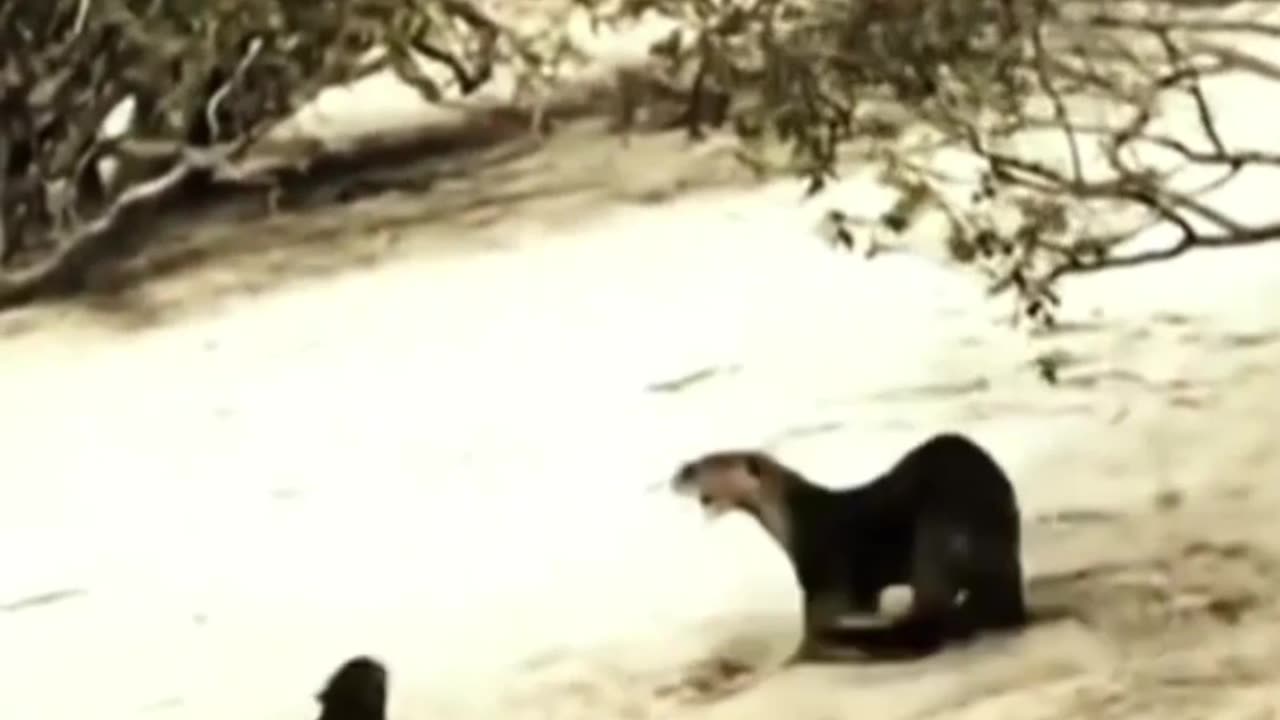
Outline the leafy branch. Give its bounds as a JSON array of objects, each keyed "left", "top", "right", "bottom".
[
  {"left": 582, "top": 0, "right": 1280, "bottom": 327},
  {"left": 0, "top": 0, "right": 565, "bottom": 308}
]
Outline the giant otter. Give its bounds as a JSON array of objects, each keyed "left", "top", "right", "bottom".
[
  {"left": 315, "top": 656, "right": 388, "bottom": 720},
  {"left": 671, "top": 432, "right": 1027, "bottom": 661}
]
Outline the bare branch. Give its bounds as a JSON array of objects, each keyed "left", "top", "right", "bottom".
[
  {"left": 206, "top": 37, "right": 266, "bottom": 146},
  {"left": 0, "top": 141, "right": 249, "bottom": 308},
  {"left": 0, "top": 136, "right": 9, "bottom": 262},
  {"left": 1031, "top": 21, "right": 1085, "bottom": 184},
  {"left": 1051, "top": 220, "right": 1280, "bottom": 279},
  {"left": 1188, "top": 38, "right": 1280, "bottom": 82}
]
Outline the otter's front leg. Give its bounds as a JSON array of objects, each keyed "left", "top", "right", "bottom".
[{"left": 795, "top": 589, "right": 858, "bottom": 662}]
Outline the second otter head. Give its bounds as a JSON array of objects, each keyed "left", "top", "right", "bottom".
[{"left": 316, "top": 656, "right": 388, "bottom": 720}]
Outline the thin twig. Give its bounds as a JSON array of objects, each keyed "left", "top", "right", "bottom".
[
  {"left": 1031, "top": 17, "right": 1085, "bottom": 184},
  {"left": 71, "top": 0, "right": 92, "bottom": 38},
  {"left": 0, "top": 136, "right": 9, "bottom": 261},
  {"left": 205, "top": 36, "right": 265, "bottom": 145}
]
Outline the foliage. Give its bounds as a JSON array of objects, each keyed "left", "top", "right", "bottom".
[
  {"left": 583, "top": 0, "right": 1280, "bottom": 328},
  {"left": 4, "top": 0, "right": 1280, "bottom": 322},
  {"left": 0, "top": 0, "right": 564, "bottom": 306}
]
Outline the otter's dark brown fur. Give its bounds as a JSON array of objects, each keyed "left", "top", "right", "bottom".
[
  {"left": 316, "top": 656, "right": 388, "bottom": 720},
  {"left": 672, "top": 432, "right": 1027, "bottom": 660}
]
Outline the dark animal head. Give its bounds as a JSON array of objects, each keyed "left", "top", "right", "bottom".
[
  {"left": 316, "top": 656, "right": 388, "bottom": 720},
  {"left": 670, "top": 450, "right": 794, "bottom": 550},
  {"left": 672, "top": 451, "right": 770, "bottom": 512}
]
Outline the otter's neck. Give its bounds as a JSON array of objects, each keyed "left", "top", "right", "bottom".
[
  {"left": 783, "top": 474, "right": 882, "bottom": 541},
  {"left": 754, "top": 467, "right": 849, "bottom": 553}
]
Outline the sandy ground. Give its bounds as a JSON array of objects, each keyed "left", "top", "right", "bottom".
[{"left": 6, "top": 16, "right": 1280, "bottom": 720}]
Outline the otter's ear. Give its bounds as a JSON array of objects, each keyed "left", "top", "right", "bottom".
[{"left": 743, "top": 454, "right": 764, "bottom": 477}]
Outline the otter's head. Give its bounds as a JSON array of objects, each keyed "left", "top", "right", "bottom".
[
  {"left": 317, "top": 656, "right": 388, "bottom": 720},
  {"left": 670, "top": 450, "right": 793, "bottom": 551}
]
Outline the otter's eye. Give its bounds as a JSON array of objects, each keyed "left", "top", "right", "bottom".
[
  {"left": 744, "top": 456, "right": 762, "bottom": 476},
  {"left": 700, "top": 493, "right": 713, "bottom": 508}
]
